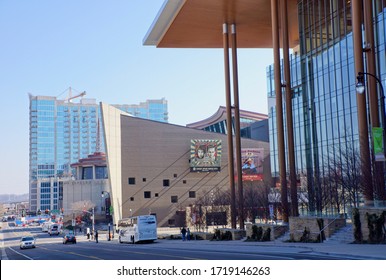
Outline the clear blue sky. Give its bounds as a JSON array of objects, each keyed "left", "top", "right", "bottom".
[{"left": 0, "top": 0, "right": 274, "bottom": 195}]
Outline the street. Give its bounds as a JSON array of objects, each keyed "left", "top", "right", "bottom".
[{"left": 1, "top": 222, "right": 376, "bottom": 260}]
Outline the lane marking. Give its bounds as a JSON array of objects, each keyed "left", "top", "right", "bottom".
[
  {"left": 8, "top": 246, "right": 33, "bottom": 260},
  {"left": 39, "top": 246, "right": 103, "bottom": 260}
]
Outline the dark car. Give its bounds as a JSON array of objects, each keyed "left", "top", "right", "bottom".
[{"left": 63, "top": 234, "right": 76, "bottom": 244}]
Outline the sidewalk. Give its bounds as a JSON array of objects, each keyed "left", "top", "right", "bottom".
[
  {"left": 149, "top": 238, "right": 386, "bottom": 260},
  {"left": 59, "top": 232, "right": 386, "bottom": 260}
]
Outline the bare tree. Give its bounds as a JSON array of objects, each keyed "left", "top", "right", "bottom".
[
  {"left": 324, "top": 141, "right": 363, "bottom": 215},
  {"left": 70, "top": 200, "right": 96, "bottom": 224},
  {"left": 71, "top": 200, "right": 95, "bottom": 212}
]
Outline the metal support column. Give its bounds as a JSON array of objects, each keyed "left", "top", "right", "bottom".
[
  {"left": 352, "top": 0, "right": 374, "bottom": 203},
  {"left": 280, "top": 0, "right": 298, "bottom": 216},
  {"left": 223, "top": 23, "right": 237, "bottom": 229},
  {"left": 364, "top": 0, "right": 385, "bottom": 201},
  {"left": 271, "top": 0, "right": 289, "bottom": 222},
  {"left": 231, "top": 24, "right": 244, "bottom": 229}
]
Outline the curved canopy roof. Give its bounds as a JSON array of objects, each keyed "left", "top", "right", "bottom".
[
  {"left": 143, "top": 0, "right": 299, "bottom": 48},
  {"left": 187, "top": 106, "right": 268, "bottom": 129}
]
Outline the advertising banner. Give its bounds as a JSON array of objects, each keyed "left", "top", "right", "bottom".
[
  {"left": 373, "top": 127, "right": 385, "bottom": 161},
  {"left": 190, "top": 139, "right": 222, "bottom": 172},
  {"left": 240, "top": 148, "right": 264, "bottom": 181}
]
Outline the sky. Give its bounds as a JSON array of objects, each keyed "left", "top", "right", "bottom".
[{"left": 0, "top": 0, "right": 274, "bottom": 195}]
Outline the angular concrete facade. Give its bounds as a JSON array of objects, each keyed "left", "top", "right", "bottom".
[{"left": 101, "top": 104, "right": 271, "bottom": 227}]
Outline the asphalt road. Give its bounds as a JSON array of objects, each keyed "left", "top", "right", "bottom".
[{"left": 1, "top": 223, "right": 364, "bottom": 260}]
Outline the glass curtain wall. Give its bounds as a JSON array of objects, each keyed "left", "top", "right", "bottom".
[{"left": 268, "top": 0, "right": 386, "bottom": 215}]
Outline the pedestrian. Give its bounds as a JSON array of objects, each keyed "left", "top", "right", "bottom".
[
  {"left": 181, "top": 227, "right": 187, "bottom": 241},
  {"left": 87, "top": 228, "right": 90, "bottom": 240},
  {"left": 95, "top": 230, "right": 99, "bottom": 243},
  {"left": 187, "top": 228, "right": 191, "bottom": 241}
]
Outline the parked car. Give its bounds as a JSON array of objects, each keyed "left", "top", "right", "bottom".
[
  {"left": 63, "top": 234, "right": 76, "bottom": 244},
  {"left": 20, "top": 236, "right": 36, "bottom": 249}
]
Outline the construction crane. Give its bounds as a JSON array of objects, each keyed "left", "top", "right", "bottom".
[{"left": 64, "top": 87, "right": 86, "bottom": 102}]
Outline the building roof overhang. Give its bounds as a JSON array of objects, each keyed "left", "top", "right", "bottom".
[
  {"left": 187, "top": 106, "right": 268, "bottom": 129},
  {"left": 143, "top": 0, "right": 299, "bottom": 49}
]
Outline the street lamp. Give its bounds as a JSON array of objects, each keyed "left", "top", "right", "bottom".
[
  {"left": 101, "top": 191, "right": 112, "bottom": 241},
  {"left": 356, "top": 72, "right": 386, "bottom": 161}
]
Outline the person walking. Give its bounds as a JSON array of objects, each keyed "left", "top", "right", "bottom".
[
  {"left": 187, "top": 228, "right": 191, "bottom": 241},
  {"left": 181, "top": 227, "right": 187, "bottom": 241},
  {"left": 95, "top": 230, "right": 99, "bottom": 243}
]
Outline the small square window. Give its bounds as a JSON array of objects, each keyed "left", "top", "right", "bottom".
[
  {"left": 144, "top": 191, "right": 151, "bottom": 199},
  {"left": 183, "top": 180, "right": 187, "bottom": 184},
  {"left": 173, "top": 174, "right": 177, "bottom": 178},
  {"left": 142, "top": 178, "right": 146, "bottom": 182},
  {"left": 163, "top": 179, "right": 170, "bottom": 187},
  {"left": 189, "top": 191, "right": 196, "bottom": 198},
  {"left": 130, "top": 197, "right": 134, "bottom": 201},
  {"left": 171, "top": 196, "right": 178, "bottom": 203},
  {"left": 128, "top": 177, "right": 136, "bottom": 185},
  {"left": 155, "top": 193, "right": 159, "bottom": 197}
]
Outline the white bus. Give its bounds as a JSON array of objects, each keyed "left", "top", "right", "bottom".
[
  {"left": 117, "top": 215, "right": 157, "bottom": 244},
  {"left": 41, "top": 222, "right": 53, "bottom": 232}
]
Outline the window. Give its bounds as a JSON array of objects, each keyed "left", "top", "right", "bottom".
[
  {"left": 128, "top": 177, "right": 136, "bottom": 185},
  {"left": 130, "top": 197, "right": 134, "bottom": 201},
  {"left": 155, "top": 193, "right": 159, "bottom": 197},
  {"left": 95, "top": 166, "right": 107, "bottom": 179},
  {"left": 82, "top": 167, "right": 93, "bottom": 180},
  {"left": 189, "top": 191, "right": 196, "bottom": 198},
  {"left": 183, "top": 180, "right": 187, "bottom": 184},
  {"left": 173, "top": 174, "right": 177, "bottom": 178},
  {"left": 142, "top": 178, "right": 146, "bottom": 182},
  {"left": 144, "top": 191, "right": 151, "bottom": 199},
  {"left": 163, "top": 179, "right": 170, "bottom": 187},
  {"left": 171, "top": 196, "right": 178, "bottom": 203}
]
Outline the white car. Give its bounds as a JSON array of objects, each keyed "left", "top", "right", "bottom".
[
  {"left": 20, "top": 236, "right": 36, "bottom": 249},
  {"left": 49, "top": 225, "right": 60, "bottom": 235}
]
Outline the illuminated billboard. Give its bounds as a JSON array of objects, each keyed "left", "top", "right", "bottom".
[
  {"left": 190, "top": 139, "right": 222, "bottom": 172},
  {"left": 240, "top": 148, "right": 264, "bottom": 181}
]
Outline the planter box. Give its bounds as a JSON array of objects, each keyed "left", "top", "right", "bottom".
[{"left": 289, "top": 216, "right": 346, "bottom": 242}]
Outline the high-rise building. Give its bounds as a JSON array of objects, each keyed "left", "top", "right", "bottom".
[
  {"left": 28, "top": 92, "right": 168, "bottom": 212},
  {"left": 113, "top": 98, "right": 168, "bottom": 123}
]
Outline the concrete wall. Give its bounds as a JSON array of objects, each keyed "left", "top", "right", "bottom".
[
  {"left": 356, "top": 207, "right": 386, "bottom": 242},
  {"left": 118, "top": 114, "right": 270, "bottom": 227},
  {"left": 245, "top": 223, "right": 288, "bottom": 240},
  {"left": 289, "top": 216, "right": 346, "bottom": 242},
  {"left": 62, "top": 179, "right": 109, "bottom": 216}
]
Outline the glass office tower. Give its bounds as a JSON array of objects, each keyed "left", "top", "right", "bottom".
[
  {"left": 268, "top": 1, "right": 386, "bottom": 214},
  {"left": 29, "top": 94, "right": 168, "bottom": 212},
  {"left": 113, "top": 98, "right": 168, "bottom": 123}
]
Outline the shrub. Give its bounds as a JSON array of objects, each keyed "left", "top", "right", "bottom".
[
  {"left": 316, "top": 218, "right": 325, "bottom": 243},
  {"left": 366, "top": 211, "right": 385, "bottom": 244},
  {"left": 261, "top": 228, "right": 271, "bottom": 241},
  {"left": 251, "top": 225, "right": 263, "bottom": 241},
  {"left": 222, "top": 231, "right": 233, "bottom": 240},
  {"left": 352, "top": 208, "right": 362, "bottom": 243},
  {"left": 300, "top": 227, "right": 310, "bottom": 242}
]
